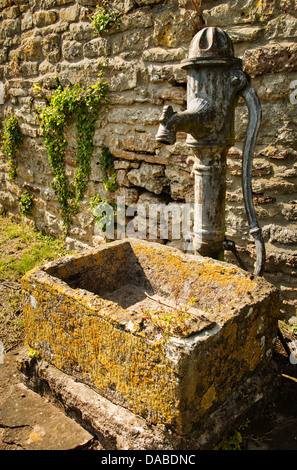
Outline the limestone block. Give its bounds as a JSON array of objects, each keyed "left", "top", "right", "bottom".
[
  {"left": 116, "top": 187, "right": 140, "bottom": 205},
  {"left": 111, "top": 30, "right": 150, "bottom": 55},
  {"left": 135, "top": 0, "right": 163, "bottom": 4},
  {"left": 21, "top": 35, "right": 43, "bottom": 61},
  {"left": 83, "top": 38, "right": 111, "bottom": 59},
  {"left": 116, "top": 169, "right": 133, "bottom": 187},
  {"left": 143, "top": 47, "right": 188, "bottom": 63},
  {"left": 111, "top": 148, "right": 168, "bottom": 166},
  {"left": 41, "top": 0, "right": 73, "bottom": 7},
  {"left": 153, "top": 7, "right": 195, "bottom": 48},
  {"left": 42, "top": 33, "right": 61, "bottom": 63},
  {"left": 21, "top": 12, "right": 33, "bottom": 31},
  {"left": 77, "top": 0, "right": 97, "bottom": 5},
  {"left": 280, "top": 0, "right": 296, "bottom": 14},
  {"left": 2, "top": 5, "right": 20, "bottom": 19},
  {"left": 62, "top": 40, "right": 83, "bottom": 61},
  {"left": 281, "top": 203, "right": 297, "bottom": 222},
  {"left": 147, "top": 63, "right": 187, "bottom": 85},
  {"left": 19, "top": 61, "right": 39, "bottom": 77},
  {"left": 20, "top": 123, "right": 41, "bottom": 137},
  {"left": 118, "top": 9, "right": 154, "bottom": 32},
  {"left": 33, "top": 11, "right": 57, "bottom": 28},
  {"left": 18, "top": 165, "right": 34, "bottom": 184},
  {"left": 165, "top": 166, "right": 194, "bottom": 202},
  {"left": 5, "top": 178, "right": 23, "bottom": 197},
  {"left": 109, "top": 70, "right": 137, "bottom": 92},
  {"left": 265, "top": 14, "right": 297, "bottom": 39},
  {"left": 204, "top": 0, "right": 274, "bottom": 27},
  {"left": 60, "top": 4, "right": 80, "bottom": 22},
  {"left": 69, "top": 22, "right": 94, "bottom": 42},
  {"left": 114, "top": 160, "right": 139, "bottom": 170},
  {"left": 127, "top": 162, "right": 165, "bottom": 194},
  {"left": 121, "top": 132, "right": 157, "bottom": 154},
  {"left": 263, "top": 223, "right": 297, "bottom": 245},
  {"left": 0, "top": 189, "right": 19, "bottom": 208},
  {"left": 255, "top": 74, "right": 292, "bottom": 101},
  {"left": 243, "top": 42, "right": 297, "bottom": 77},
  {"left": 42, "top": 187, "right": 56, "bottom": 202},
  {"left": 224, "top": 25, "right": 263, "bottom": 43},
  {"left": 107, "top": 106, "right": 160, "bottom": 127},
  {"left": 42, "top": 209, "right": 63, "bottom": 233},
  {"left": 90, "top": 158, "right": 105, "bottom": 182},
  {"left": 0, "top": 47, "right": 8, "bottom": 64},
  {"left": 0, "top": 18, "right": 21, "bottom": 39},
  {"left": 158, "top": 85, "right": 186, "bottom": 105}
]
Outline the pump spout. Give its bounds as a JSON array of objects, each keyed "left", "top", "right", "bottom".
[{"left": 156, "top": 99, "right": 221, "bottom": 146}]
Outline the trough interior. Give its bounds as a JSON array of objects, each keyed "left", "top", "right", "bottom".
[
  {"left": 45, "top": 241, "right": 162, "bottom": 310},
  {"left": 43, "top": 239, "right": 263, "bottom": 322}
]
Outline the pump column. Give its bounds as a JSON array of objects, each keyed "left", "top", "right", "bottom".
[{"left": 191, "top": 147, "right": 228, "bottom": 260}]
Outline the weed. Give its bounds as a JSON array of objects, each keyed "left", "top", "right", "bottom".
[
  {"left": 28, "top": 348, "right": 40, "bottom": 360},
  {"left": 0, "top": 215, "right": 72, "bottom": 351},
  {"left": 0, "top": 216, "right": 69, "bottom": 280},
  {"left": 98, "top": 145, "right": 118, "bottom": 192},
  {"left": 140, "top": 296, "right": 198, "bottom": 342},
  {"left": 91, "top": 1, "right": 121, "bottom": 36},
  {"left": 90, "top": 194, "right": 117, "bottom": 235},
  {"left": 215, "top": 419, "right": 250, "bottom": 450},
  {"left": 20, "top": 190, "right": 34, "bottom": 216}
]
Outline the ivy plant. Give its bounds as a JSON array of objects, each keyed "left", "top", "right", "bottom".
[
  {"left": 1, "top": 113, "right": 23, "bottom": 180},
  {"left": 91, "top": 1, "right": 120, "bottom": 36},
  {"left": 38, "top": 79, "right": 109, "bottom": 235},
  {"left": 90, "top": 194, "right": 117, "bottom": 236},
  {"left": 20, "top": 190, "right": 34, "bottom": 216},
  {"left": 99, "top": 145, "right": 118, "bottom": 192}
]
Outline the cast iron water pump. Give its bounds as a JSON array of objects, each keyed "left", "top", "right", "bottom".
[{"left": 156, "top": 27, "right": 265, "bottom": 276}]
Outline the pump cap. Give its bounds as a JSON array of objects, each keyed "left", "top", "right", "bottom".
[
  {"left": 181, "top": 27, "right": 241, "bottom": 68},
  {"left": 189, "top": 27, "right": 234, "bottom": 59}
]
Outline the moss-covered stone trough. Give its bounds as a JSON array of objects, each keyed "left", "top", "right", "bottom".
[{"left": 21, "top": 239, "right": 279, "bottom": 445}]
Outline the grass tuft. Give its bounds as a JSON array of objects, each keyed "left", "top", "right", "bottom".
[{"left": 0, "top": 215, "right": 72, "bottom": 351}]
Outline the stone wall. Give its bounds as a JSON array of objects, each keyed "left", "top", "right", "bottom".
[{"left": 0, "top": 0, "right": 296, "bottom": 317}]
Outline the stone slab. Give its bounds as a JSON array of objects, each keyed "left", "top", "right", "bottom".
[
  {"left": 21, "top": 239, "right": 280, "bottom": 436},
  {"left": 0, "top": 350, "right": 93, "bottom": 450}
]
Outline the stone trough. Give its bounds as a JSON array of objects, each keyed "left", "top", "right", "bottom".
[{"left": 20, "top": 239, "right": 279, "bottom": 449}]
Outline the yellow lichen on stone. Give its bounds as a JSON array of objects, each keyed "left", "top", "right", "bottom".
[
  {"left": 21, "top": 240, "right": 279, "bottom": 435},
  {"left": 201, "top": 385, "right": 217, "bottom": 411}
]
